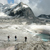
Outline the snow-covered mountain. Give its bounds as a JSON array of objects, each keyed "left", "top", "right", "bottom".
[
  {"left": 0, "top": 2, "right": 35, "bottom": 19},
  {"left": 5, "top": 2, "right": 35, "bottom": 19}
]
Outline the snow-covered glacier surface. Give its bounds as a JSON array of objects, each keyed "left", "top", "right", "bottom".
[
  {"left": 0, "top": 25, "right": 39, "bottom": 41},
  {"left": 0, "top": 24, "right": 50, "bottom": 42}
]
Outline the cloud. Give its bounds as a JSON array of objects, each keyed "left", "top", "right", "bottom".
[
  {"left": 27, "top": 0, "right": 44, "bottom": 16},
  {"left": 14, "top": 0, "right": 29, "bottom": 4},
  {"left": 14, "top": 0, "right": 20, "bottom": 3},
  {"left": 37, "top": 0, "right": 50, "bottom": 15},
  {"left": 28, "top": 0, "right": 50, "bottom": 16},
  {"left": 31, "top": 3, "right": 44, "bottom": 16},
  {"left": 0, "top": 0, "right": 8, "bottom": 5},
  {"left": 20, "top": 0, "right": 29, "bottom": 4}
]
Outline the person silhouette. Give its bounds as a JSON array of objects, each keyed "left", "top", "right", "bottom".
[
  {"left": 15, "top": 36, "right": 17, "bottom": 41},
  {"left": 25, "top": 37, "right": 27, "bottom": 42},
  {"left": 7, "top": 36, "right": 10, "bottom": 41}
]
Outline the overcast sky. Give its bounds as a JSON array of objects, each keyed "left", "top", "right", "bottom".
[{"left": 0, "top": 0, "right": 50, "bottom": 16}]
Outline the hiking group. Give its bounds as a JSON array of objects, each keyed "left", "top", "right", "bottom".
[{"left": 7, "top": 36, "right": 27, "bottom": 42}]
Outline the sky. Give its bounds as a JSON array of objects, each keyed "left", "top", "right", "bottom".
[
  {"left": 7, "top": 0, "right": 14, "bottom": 4},
  {"left": 0, "top": 0, "right": 50, "bottom": 16}
]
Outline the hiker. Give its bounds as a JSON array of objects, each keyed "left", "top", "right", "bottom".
[
  {"left": 15, "top": 36, "right": 17, "bottom": 41},
  {"left": 25, "top": 37, "right": 27, "bottom": 42},
  {"left": 7, "top": 36, "right": 10, "bottom": 41}
]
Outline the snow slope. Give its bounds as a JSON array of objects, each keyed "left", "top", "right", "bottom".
[
  {"left": 13, "top": 7, "right": 20, "bottom": 11},
  {"left": 0, "top": 12, "right": 7, "bottom": 17},
  {"left": 13, "top": 3, "right": 29, "bottom": 12},
  {"left": 10, "top": 3, "right": 17, "bottom": 8},
  {"left": 22, "top": 5, "right": 28, "bottom": 8},
  {"left": 0, "top": 12, "right": 11, "bottom": 18}
]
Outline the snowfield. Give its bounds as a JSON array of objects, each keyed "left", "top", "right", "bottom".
[
  {"left": 0, "top": 25, "right": 38, "bottom": 41},
  {"left": 0, "top": 12, "right": 11, "bottom": 18},
  {"left": 23, "top": 5, "right": 28, "bottom": 8},
  {"left": 0, "top": 24, "right": 50, "bottom": 50},
  {"left": 0, "top": 24, "right": 50, "bottom": 41}
]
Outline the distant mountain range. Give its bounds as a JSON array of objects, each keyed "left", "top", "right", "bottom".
[{"left": 38, "top": 14, "right": 50, "bottom": 19}]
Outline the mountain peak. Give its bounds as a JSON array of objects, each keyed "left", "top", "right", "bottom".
[
  {"left": 18, "top": 2, "right": 29, "bottom": 8},
  {"left": 19, "top": 2, "right": 25, "bottom": 5}
]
